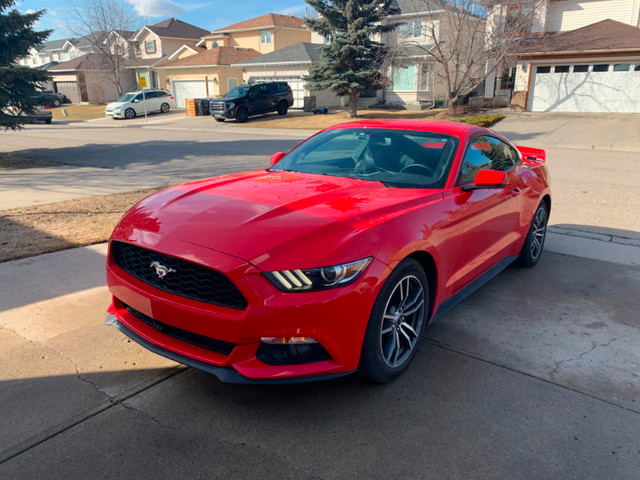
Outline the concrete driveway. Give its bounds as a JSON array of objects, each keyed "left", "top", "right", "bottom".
[{"left": 1, "top": 111, "right": 639, "bottom": 478}]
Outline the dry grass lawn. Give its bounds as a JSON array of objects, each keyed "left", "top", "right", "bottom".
[
  {"left": 0, "top": 153, "right": 63, "bottom": 170},
  {"left": 52, "top": 104, "right": 106, "bottom": 121},
  {"left": 0, "top": 188, "right": 161, "bottom": 262},
  {"left": 232, "top": 108, "right": 504, "bottom": 130}
]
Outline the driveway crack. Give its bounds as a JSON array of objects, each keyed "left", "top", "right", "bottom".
[{"left": 549, "top": 334, "right": 628, "bottom": 380}]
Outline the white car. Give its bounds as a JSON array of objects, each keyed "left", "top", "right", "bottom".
[{"left": 105, "top": 89, "right": 175, "bottom": 119}]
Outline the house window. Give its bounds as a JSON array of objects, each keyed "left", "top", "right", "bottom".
[
  {"left": 500, "top": 68, "right": 515, "bottom": 89},
  {"left": 613, "top": 63, "right": 630, "bottom": 72},
  {"left": 506, "top": 4, "right": 534, "bottom": 33},
  {"left": 146, "top": 41, "right": 156, "bottom": 53},
  {"left": 573, "top": 65, "right": 589, "bottom": 73},
  {"left": 135, "top": 43, "right": 140, "bottom": 55},
  {"left": 117, "top": 44, "right": 124, "bottom": 55},
  {"left": 554, "top": 66, "right": 569, "bottom": 73},
  {"left": 260, "top": 31, "right": 272, "bottom": 44},
  {"left": 228, "top": 77, "right": 238, "bottom": 91},
  {"left": 399, "top": 19, "right": 422, "bottom": 39},
  {"left": 593, "top": 64, "right": 609, "bottom": 72},
  {"left": 211, "top": 41, "right": 219, "bottom": 48},
  {"left": 392, "top": 63, "right": 416, "bottom": 90},
  {"left": 536, "top": 66, "right": 551, "bottom": 74}
]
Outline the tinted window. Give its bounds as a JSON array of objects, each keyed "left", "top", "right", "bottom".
[
  {"left": 537, "top": 66, "right": 551, "bottom": 74},
  {"left": 554, "top": 66, "right": 570, "bottom": 73},
  {"left": 573, "top": 65, "right": 589, "bottom": 73},
  {"left": 157, "top": 91, "right": 169, "bottom": 97},
  {"left": 458, "top": 136, "right": 517, "bottom": 185},
  {"left": 593, "top": 64, "right": 609, "bottom": 72},
  {"left": 272, "top": 128, "right": 459, "bottom": 189},
  {"left": 613, "top": 63, "right": 630, "bottom": 72},
  {"left": 143, "top": 91, "right": 157, "bottom": 98}
]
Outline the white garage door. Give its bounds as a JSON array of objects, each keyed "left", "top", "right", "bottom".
[
  {"left": 248, "top": 76, "right": 305, "bottom": 108},
  {"left": 529, "top": 62, "right": 640, "bottom": 113},
  {"left": 171, "top": 80, "right": 215, "bottom": 108}
]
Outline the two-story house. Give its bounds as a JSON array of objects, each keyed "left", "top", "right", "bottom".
[
  {"left": 156, "top": 14, "right": 311, "bottom": 107},
  {"left": 486, "top": 0, "right": 640, "bottom": 112}
]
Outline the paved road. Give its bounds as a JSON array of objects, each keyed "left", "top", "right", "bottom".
[{"left": 1, "top": 111, "right": 640, "bottom": 478}]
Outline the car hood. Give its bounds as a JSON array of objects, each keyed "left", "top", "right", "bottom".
[{"left": 118, "top": 170, "right": 442, "bottom": 270}]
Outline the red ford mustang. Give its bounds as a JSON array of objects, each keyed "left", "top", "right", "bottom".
[{"left": 106, "top": 120, "right": 550, "bottom": 383}]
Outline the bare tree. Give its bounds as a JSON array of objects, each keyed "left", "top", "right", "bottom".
[
  {"left": 383, "top": 0, "right": 544, "bottom": 115},
  {"left": 64, "top": 0, "right": 141, "bottom": 96}
]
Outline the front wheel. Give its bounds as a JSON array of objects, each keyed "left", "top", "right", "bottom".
[
  {"left": 358, "top": 258, "right": 428, "bottom": 383},
  {"left": 236, "top": 108, "right": 248, "bottom": 123},
  {"left": 124, "top": 108, "right": 136, "bottom": 119},
  {"left": 52, "top": 99, "right": 61, "bottom": 107},
  {"left": 517, "top": 201, "right": 548, "bottom": 268},
  {"left": 277, "top": 101, "right": 288, "bottom": 116},
  {"left": 160, "top": 103, "right": 170, "bottom": 113}
]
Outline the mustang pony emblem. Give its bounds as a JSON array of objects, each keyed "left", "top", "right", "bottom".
[{"left": 150, "top": 261, "right": 176, "bottom": 278}]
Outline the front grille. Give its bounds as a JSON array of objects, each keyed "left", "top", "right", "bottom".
[
  {"left": 210, "top": 102, "right": 224, "bottom": 109},
  {"left": 111, "top": 241, "right": 248, "bottom": 310},
  {"left": 125, "top": 304, "right": 236, "bottom": 355}
]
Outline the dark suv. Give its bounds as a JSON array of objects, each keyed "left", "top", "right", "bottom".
[{"left": 210, "top": 82, "right": 294, "bottom": 123}]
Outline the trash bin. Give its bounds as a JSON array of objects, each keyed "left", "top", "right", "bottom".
[
  {"left": 303, "top": 96, "right": 316, "bottom": 112},
  {"left": 199, "top": 98, "right": 211, "bottom": 116}
]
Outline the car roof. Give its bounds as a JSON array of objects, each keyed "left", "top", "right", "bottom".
[{"left": 326, "top": 119, "right": 485, "bottom": 137}]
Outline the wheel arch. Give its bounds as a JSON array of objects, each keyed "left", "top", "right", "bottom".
[{"left": 404, "top": 250, "right": 438, "bottom": 322}]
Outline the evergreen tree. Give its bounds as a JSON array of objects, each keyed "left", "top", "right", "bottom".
[
  {"left": 0, "top": 0, "right": 52, "bottom": 130},
  {"left": 304, "top": 0, "right": 398, "bottom": 118}
]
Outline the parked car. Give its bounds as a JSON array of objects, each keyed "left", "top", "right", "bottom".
[
  {"left": 105, "top": 120, "right": 551, "bottom": 384},
  {"left": 105, "top": 89, "right": 175, "bottom": 119},
  {"left": 34, "top": 91, "right": 65, "bottom": 107},
  {"left": 209, "top": 82, "right": 294, "bottom": 123},
  {"left": 3, "top": 102, "right": 53, "bottom": 124}
]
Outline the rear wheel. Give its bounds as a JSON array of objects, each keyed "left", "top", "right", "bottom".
[
  {"left": 160, "top": 103, "right": 170, "bottom": 113},
  {"left": 277, "top": 101, "right": 288, "bottom": 116},
  {"left": 358, "top": 258, "right": 428, "bottom": 383},
  {"left": 124, "top": 108, "right": 136, "bottom": 119},
  {"left": 236, "top": 108, "right": 248, "bottom": 123},
  {"left": 517, "top": 201, "right": 548, "bottom": 268},
  {"left": 52, "top": 98, "right": 61, "bottom": 107}
]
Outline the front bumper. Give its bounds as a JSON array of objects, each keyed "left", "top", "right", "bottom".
[
  {"left": 105, "top": 110, "right": 125, "bottom": 119},
  {"left": 106, "top": 228, "right": 390, "bottom": 383}
]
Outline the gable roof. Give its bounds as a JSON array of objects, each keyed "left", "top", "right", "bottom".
[
  {"left": 36, "top": 38, "right": 75, "bottom": 53},
  {"left": 47, "top": 53, "right": 112, "bottom": 72},
  {"left": 210, "top": 13, "right": 305, "bottom": 34},
  {"left": 235, "top": 42, "right": 322, "bottom": 66},
  {"left": 143, "top": 18, "right": 209, "bottom": 39},
  {"left": 158, "top": 46, "right": 261, "bottom": 68},
  {"left": 519, "top": 19, "right": 640, "bottom": 56}
]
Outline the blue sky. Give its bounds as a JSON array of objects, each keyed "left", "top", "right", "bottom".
[{"left": 14, "top": 0, "right": 312, "bottom": 41}]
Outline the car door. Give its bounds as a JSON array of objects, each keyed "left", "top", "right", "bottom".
[
  {"left": 131, "top": 93, "right": 144, "bottom": 114},
  {"left": 439, "top": 135, "right": 522, "bottom": 294},
  {"left": 247, "top": 85, "right": 269, "bottom": 114}
]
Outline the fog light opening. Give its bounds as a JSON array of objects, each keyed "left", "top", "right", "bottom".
[{"left": 260, "top": 336, "right": 318, "bottom": 345}]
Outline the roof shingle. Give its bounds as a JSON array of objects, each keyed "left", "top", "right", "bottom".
[
  {"left": 210, "top": 13, "right": 305, "bottom": 33},
  {"left": 146, "top": 18, "right": 209, "bottom": 39},
  {"left": 235, "top": 42, "right": 322, "bottom": 65}
]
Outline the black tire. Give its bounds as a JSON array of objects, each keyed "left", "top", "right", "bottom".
[
  {"left": 517, "top": 201, "right": 548, "bottom": 268},
  {"left": 358, "top": 258, "right": 428, "bottom": 383},
  {"left": 52, "top": 99, "right": 61, "bottom": 107},
  {"left": 124, "top": 108, "right": 136, "bottom": 119},
  {"left": 45, "top": 118, "right": 52, "bottom": 124},
  {"left": 214, "top": 117, "right": 225, "bottom": 122},
  {"left": 277, "top": 101, "right": 288, "bottom": 116},
  {"left": 160, "top": 103, "right": 170, "bottom": 113},
  {"left": 236, "top": 108, "right": 248, "bottom": 123}
]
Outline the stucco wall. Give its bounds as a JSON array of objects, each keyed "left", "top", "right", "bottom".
[
  {"left": 162, "top": 66, "right": 245, "bottom": 97},
  {"left": 546, "top": 0, "right": 636, "bottom": 32},
  {"left": 273, "top": 29, "right": 311, "bottom": 50}
]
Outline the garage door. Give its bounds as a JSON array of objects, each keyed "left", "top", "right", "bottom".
[
  {"left": 171, "top": 80, "right": 215, "bottom": 108},
  {"left": 529, "top": 63, "right": 640, "bottom": 113},
  {"left": 54, "top": 81, "right": 80, "bottom": 104},
  {"left": 248, "top": 76, "right": 305, "bottom": 108}
]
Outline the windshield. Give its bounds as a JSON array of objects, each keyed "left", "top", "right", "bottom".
[
  {"left": 225, "top": 85, "right": 250, "bottom": 98},
  {"left": 116, "top": 93, "right": 136, "bottom": 103},
  {"left": 271, "top": 128, "right": 459, "bottom": 189}
]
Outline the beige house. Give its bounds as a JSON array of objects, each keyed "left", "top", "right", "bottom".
[
  {"left": 199, "top": 13, "right": 311, "bottom": 54},
  {"left": 157, "top": 47, "right": 261, "bottom": 107},
  {"left": 128, "top": 18, "right": 210, "bottom": 89},
  {"left": 157, "top": 13, "right": 312, "bottom": 107}
]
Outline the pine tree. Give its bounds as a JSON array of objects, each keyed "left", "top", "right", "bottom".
[
  {"left": 304, "top": 0, "right": 398, "bottom": 118},
  {"left": 0, "top": 0, "right": 52, "bottom": 130}
]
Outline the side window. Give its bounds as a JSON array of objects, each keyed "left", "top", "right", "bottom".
[
  {"left": 144, "top": 91, "right": 157, "bottom": 99},
  {"left": 458, "top": 136, "right": 517, "bottom": 185},
  {"left": 248, "top": 87, "right": 259, "bottom": 99},
  {"left": 266, "top": 83, "right": 278, "bottom": 95},
  {"left": 133, "top": 93, "right": 143, "bottom": 102}
]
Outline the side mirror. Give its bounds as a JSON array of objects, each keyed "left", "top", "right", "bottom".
[
  {"left": 516, "top": 146, "right": 546, "bottom": 165},
  {"left": 133, "top": 99, "right": 139, "bottom": 103},
  {"left": 270, "top": 152, "right": 286, "bottom": 166},
  {"left": 461, "top": 169, "right": 508, "bottom": 192}
]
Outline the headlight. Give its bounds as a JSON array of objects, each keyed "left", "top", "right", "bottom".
[
  {"left": 264, "top": 257, "right": 372, "bottom": 292},
  {"left": 226, "top": 102, "right": 235, "bottom": 109}
]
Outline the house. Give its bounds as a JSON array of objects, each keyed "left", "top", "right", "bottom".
[
  {"left": 157, "top": 47, "right": 261, "bottom": 107},
  {"left": 128, "top": 18, "right": 210, "bottom": 89},
  {"left": 233, "top": 42, "right": 345, "bottom": 108},
  {"left": 199, "top": 13, "right": 311, "bottom": 53},
  {"left": 47, "top": 54, "right": 137, "bottom": 104},
  {"left": 156, "top": 14, "right": 312, "bottom": 106},
  {"left": 380, "top": 0, "right": 485, "bottom": 108},
  {"left": 485, "top": 0, "right": 640, "bottom": 112},
  {"left": 17, "top": 35, "right": 101, "bottom": 68}
]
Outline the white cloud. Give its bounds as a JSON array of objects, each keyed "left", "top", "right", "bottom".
[
  {"left": 277, "top": 4, "right": 308, "bottom": 18},
  {"left": 126, "top": 0, "right": 185, "bottom": 18}
]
